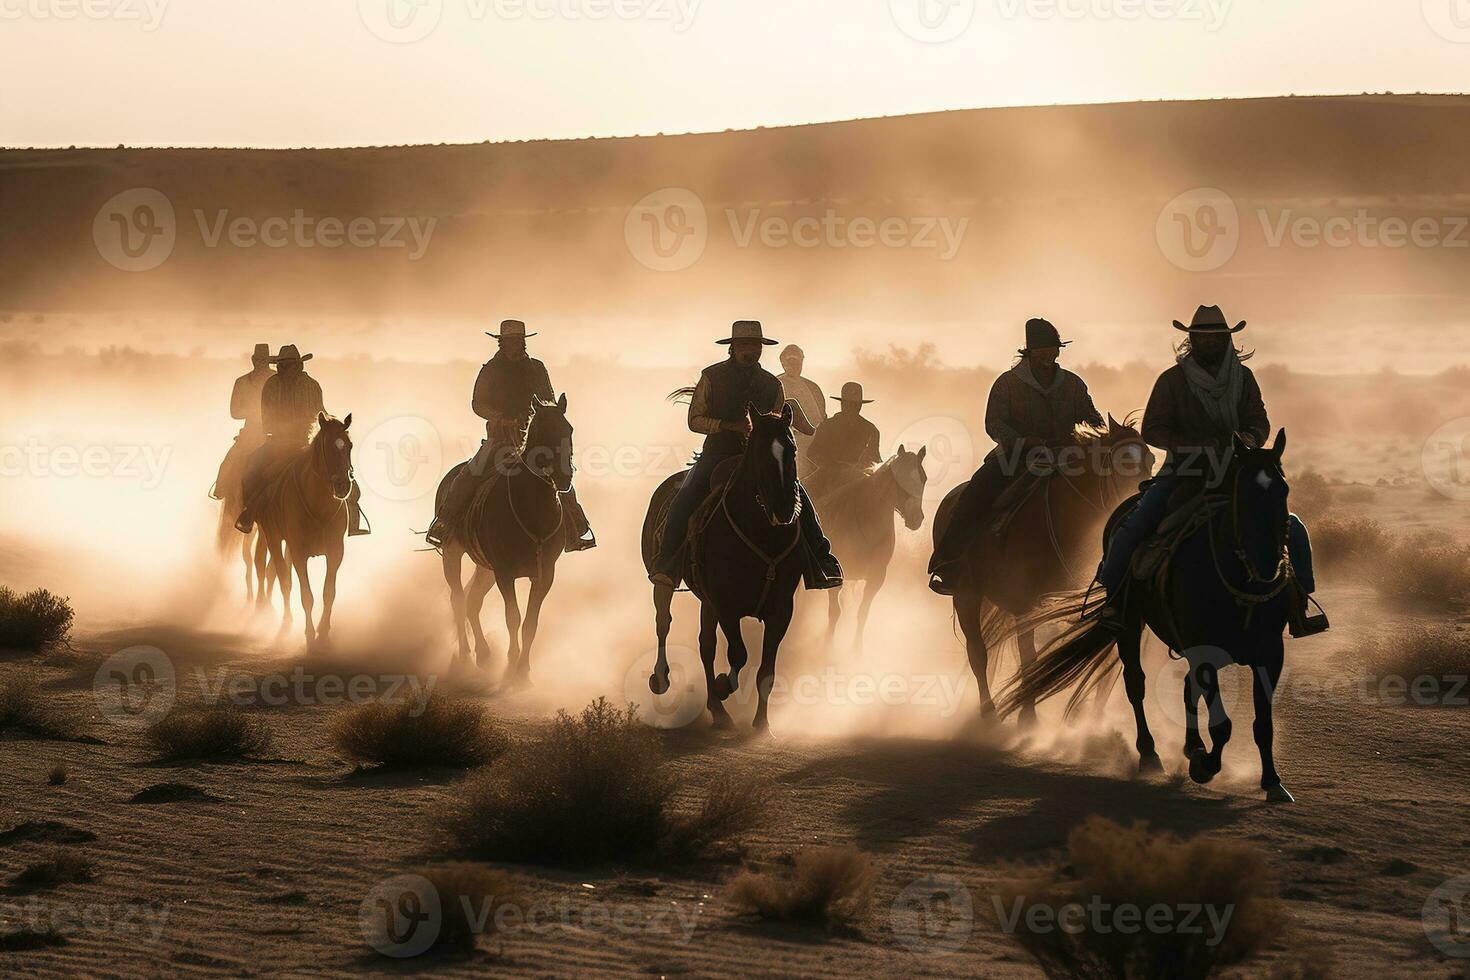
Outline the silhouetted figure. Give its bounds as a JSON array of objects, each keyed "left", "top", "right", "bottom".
[
  {"left": 649, "top": 320, "right": 842, "bottom": 590},
  {"left": 776, "top": 344, "right": 826, "bottom": 475},
  {"left": 425, "top": 320, "right": 595, "bottom": 551},
  {"left": 804, "top": 381, "right": 882, "bottom": 502},
  {"left": 928, "top": 317, "right": 1103, "bottom": 594},
  {"left": 212, "top": 343, "right": 273, "bottom": 501},
  {"left": 1095, "top": 305, "right": 1324, "bottom": 636},
  {"left": 236, "top": 345, "right": 368, "bottom": 536}
]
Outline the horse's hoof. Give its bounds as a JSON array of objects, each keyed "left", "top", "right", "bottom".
[
  {"left": 505, "top": 672, "right": 533, "bottom": 692},
  {"left": 1264, "top": 783, "right": 1295, "bottom": 804},
  {"left": 711, "top": 673, "right": 735, "bottom": 702},
  {"left": 710, "top": 710, "right": 733, "bottom": 730},
  {"left": 1188, "top": 749, "right": 1216, "bottom": 785},
  {"left": 1018, "top": 708, "right": 1039, "bottom": 733},
  {"left": 648, "top": 670, "right": 671, "bottom": 696},
  {"left": 1139, "top": 753, "right": 1164, "bottom": 775}
]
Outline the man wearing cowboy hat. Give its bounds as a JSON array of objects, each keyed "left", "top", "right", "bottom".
[
  {"left": 649, "top": 320, "right": 842, "bottom": 590},
  {"left": 212, "top": 343, "right": 273, "bottom": 501},
  {"left": 928, "top": 317, "right": 1104, "bottom": 595},
  {"left": 803, "top": 381, "right": 882, "bottom": 502},
  {"left": 425, "top": 319, "right": 595, "bottom": 551},
  {"left": 776, "top": 344, "right": 827, "bottom": 475},
  {"left": 1094, "top": 305, "right": 1323, "bottom": 635},
  {"left": 236, "top": 344, "right": 368, "bottom": 536}
]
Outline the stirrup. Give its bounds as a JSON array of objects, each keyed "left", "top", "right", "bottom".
[
  {"left": 234, "top": 514, "right": 254, "bottom": 534},
  {"left": 425, "top": 518, "right": 450, "bottom": 548},
  {"left": 1289, "top": 594, "right": 1330, "bottom": 638},
  {"left": 564, "top": 529, "right": 597, "bottom": 553}
]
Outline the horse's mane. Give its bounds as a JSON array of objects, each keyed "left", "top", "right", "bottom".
[{"left": 819, "top": 454, "right": 900, "bottom": 525}]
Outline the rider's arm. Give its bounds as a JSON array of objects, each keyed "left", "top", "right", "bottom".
[
  {"left": 864, "top": 422, "right": 882, "bottom": 466},
  {"left": 687, "top": 374, "right": 723, "bottom": 435},
  {"left": 1075, "top": 378, "right": 1105, "bottom": 428},
  {"left": 532, "top": 361, "right": 555, "bottom": 405},
  {"left": 985, "top": 374, "right": 1024, "bottom": 454},
  {"left": 229, "top": 377, "right": 249, "bottom": 421},
  {"left": 1140, "top": 372, "right": 1180, "bottom": 452},
  {"left": 471, "top": 363, "right": 496, "bottom": 421},
  {"left": 1239, "top": 369, "right": 1270, "bottom": 449}
]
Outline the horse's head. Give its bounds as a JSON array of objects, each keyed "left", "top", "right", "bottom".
[
  {"left": 889, "top": 444, "right": 929, "bottom": 530},
  {"left": 1100, "top": 413, "right": 1154, "bottom": 490},
  {"left": 526, "top": 393, "right": 574, "bottom": 493},
  {"left": 1227, "top": 428, "right": 1291, "bottom": 578},
  {"left": 744, "top": 400, "right": 800, "bottom": 526},
  {"left": 313, "top": 412, "right": 354, "bottom": 499}
]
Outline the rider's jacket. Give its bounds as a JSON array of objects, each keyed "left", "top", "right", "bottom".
[
  {"left": 1142, "top": 360, "right": 1269, "bottom": 476},
  {"left": 688, "top": 358, "right": 784, "bottom": 456},
  {"left": 473, "top": 353, "right": 554, "bottom": 445},
  {"left": 261, "top": 366, "right": 325, "bottom": 447},
  {"left": 807, "top": 410, "right": 881, "bottom": 471},
  {"left": 230, "top": 368, "right": 272, "bottom": 433},
  {"left": 985, "top": 363, "right": 1103, "bottom": 459}
]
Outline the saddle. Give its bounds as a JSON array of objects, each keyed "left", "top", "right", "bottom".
[
  {"left": 983, "top": 472, "right": 1047, "bottom": 540},
  {"left": 1129, "top": 482, "right": 1224, "bottom": 585}
]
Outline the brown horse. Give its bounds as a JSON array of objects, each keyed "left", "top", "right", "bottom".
[
  {"left": 643, "top": 404, "right": 804, "bottom": 731},
  {"left": 437, "top": 395, "right": 572, "bottom": 685},
  {"left": 933, "top": 416, "right": 1153, "bottom": 725},
  {"left": 252, "top": 413, "right": 355, "bottom": 652},
  {"left": 813, "top": 446, "right": 928, "bottom": 655},
  {"left": 213, "top": 435, "right": 274, "bottom": 608}
]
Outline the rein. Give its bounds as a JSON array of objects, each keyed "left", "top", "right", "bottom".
[
  {"left": 1209, "top": 464, "right": 1293, "bottom": 628},
  {"left": 504, "top": 443, "right": 566, "bottom": 578},
  {"left": 700, "top": 438, "right": 802, "bottom": 617}
]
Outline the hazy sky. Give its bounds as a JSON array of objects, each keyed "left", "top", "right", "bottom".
[{"left": 4, "top": 0, "right": 1469, "bottom": 147}]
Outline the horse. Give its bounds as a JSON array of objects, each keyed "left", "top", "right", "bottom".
[
  {"left": 643, "top": 403, "right": 804, "bottom": 731},
  {"left": 212, "top": 435, "right": 274, "bottom": 609},
  {"left": 251, "top": 413, "right": 355, "bottom": 652},
  {"left": 436, "top": 394, "right": 572, "bottom": 685},
  {"left": 997, "top": 431, "right": 1298, "bottom": 803},
  {"left": 933, "top": 416, "right": 1153, "bottom": 726},
  {"left": 810, "top": 447, "right": 928, "bottom": 655}
]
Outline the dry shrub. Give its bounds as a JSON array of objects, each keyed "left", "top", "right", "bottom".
[
  {"left": 1288, "top": 470, "right": 1333, "bottom": 519},
  {"left": 366, "top": 864, "right": 526, "bottom": 956},
  {"left": 1363, "top": 626, "right": 1470, "bottom": 706},
  {"left": 1336, "top": 485, "right": 1376, "bottom": 505},
  {"left": 727, "top": 846, "right": 876, "bottom": 929},
  {"left": 437, "top": 697, "right": 763, "bottom": 866},
  {"left": 1373, "top": 534, "right": 1470, "bottom": 611},
  {"left": 0, "top": 671, "right": 82, "bottom": 740},
  {"left": 991, "top": 817, "right": 1286, "bottom": 980},
  {"left": 330, "top": 695, "right": 506, "bottom": 769},
  {"left": 660, "top": 773, "right": 770, "bottom": 863},
  {"left": 0, "top": 587, "right": 74, "bottom": 651},
  {"left": 6, "top": 848, "right": 94, "bottom": 894},
  {"left": 47, "top": 765, "right": 67, "bottom": 786},
  {"left": 146, "top": 705, "right": 274, "bottom": 761},
  {"left": 1310, "top": 515, "right": 1389, "bottom": 573}
]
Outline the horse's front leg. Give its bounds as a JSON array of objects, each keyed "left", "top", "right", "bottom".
[
  {"left": 853, "top": 573, "right": 883, "bottom": 659},
  {"left": 712, "top": 610, "right": 748, "bottom": 704},
  {"left": 1015, "top": 627, "right": 1039, "bottom": 731},
  {"left": 825, "top": 587, "right": 842, "bottom": 652},
  {"left": 1253, "top": 649, "right": 1292, "bottom": 802},
  {"left": 442, "top": 544, "right": 471, "bottom": 669},
  {"left": 752, "top": 601, "right": 793, "bottom": 733},
  {"left": 513, "top": 564, "right": 556, "bottom": 686},
  {"left": 253, "top": 534, "right": 273, "bottom": 613},
  {"left": 466, "top": 566, "right": 497, "bottom": 669},
  {"left": 495, "top": 576, "right": 524, "bottom": 689},
  {"left": 317, "top": 542, "right": 342, "bottom": 647},
  {"left": 1117, "top": 610, "right": 1161, "bottom": 773},
  {"left": 1183, "top": 667, "right": 1205, "bottom": 760},
  {"left": 1189, "top": 659, "right": 1232, "bottom": 784},
  {"left": 241, "top": 531, "right": 255, "bottom": 604},
  {"left": 265, "top": 534, "right": 292, "bottom": 641},
  {"left": 955, "top": 594, "right": 996, "bottom": 722},
  {"left": 291, "top": 549, "right": 316, "bottom": 652},
  {"left": 698, "top": 602, "right": 730, "bottom": 728},
  {"left": 650, "top": 581, "right": 674, "bottom": 695}
]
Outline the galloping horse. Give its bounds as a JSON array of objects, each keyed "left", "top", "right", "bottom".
[
  {"left": 998, "top": 432, "right": 1298, "bottom": 802},
  {"left": 643, "top": 404, "right": 804, "bottom": 731},
  {"left": 933, "top": 416, "right": 1152, "bottom": 726},
  {"left": 252, "top": 413, "right": 354, "bottom": 651},
  {"left": 811, "top": 446, "right": 928, "bottom": 655},
  {"left": 437, "top": 395, "right": 572, "bottom": 684}
]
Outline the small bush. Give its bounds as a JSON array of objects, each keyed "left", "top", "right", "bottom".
[
  {"left": 727, "top": 846, "right": 875, "bottom": 929},
  {"left": 661, "top": 773, "right": 769, "bottom": 863},
  {"left": 1311, "top": 515, "right": 1389, "bottom": 573},
  {"left": 146, "top": 705, "right": 274, "bottom": 761},
  {"left": 47, "top": 765, "right": 66, "bottom": 786},
  {"left": 330, "top": 695, "right": 506, "bottom": 769},
  {"left": 1373, "top": 535, "right": 1470, "bottom": 611},
  {"left": 1288, "top": 470, "right": 1333, "bottom": 519},
  {"left": 0, "top": 671, "right": 82, "bottom": 740},
  {"left": 1363, "top": 626, "right": 1470, "bottom": 707},
  {"left": 991, "top": 817, "right": 1286, "bottom": 980},
  {"left": 0, "top": 588, "right": 74, "bottom": 651},
  {"left": 415, "top": 864, "right": 525, "bottom": 955},
  {"left": 6, "top": 848, "right": 94, "bottom": 895}
]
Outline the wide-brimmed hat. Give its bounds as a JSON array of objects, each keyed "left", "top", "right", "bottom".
[
  {"left": 831, "top": 381, "right": 874, "bottom": 405},
  {"left": 1173, "top": 304, "right": 1246, "bottom": 334},
  {"left": 251, "top": 343, "right": 271, "bottom": 360},
  {"left": 717, "top": 320, "right": 779, "bottom": 346},
  {"left": 270, "top": 344, "right": 313, "bottom": 364},
  {"left": 486, "top": 318, "right": 538, "bottom": 340},
  {"left": 1018, "top": 317, "right": 1071, "bottom": 354}
]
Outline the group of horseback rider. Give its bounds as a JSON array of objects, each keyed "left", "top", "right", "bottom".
[{"left": 219, "top": 304, "right": 1325, "bottom": 637}]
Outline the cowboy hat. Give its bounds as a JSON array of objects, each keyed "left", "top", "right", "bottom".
[
  {"left": 251, "top": 343, "right": 270, "bottom": 361},
  {"left": 1018, "top": 317, "right": 1072, "bottom": 354},
  {"left": 1173, "top": 304, "right": 1246, "bottom": 333},
  {"left": 486, "top": 318, "right": 538, "bottom": 339},
  {"left": 717, "top": 320, "right": 779, "bottom": 346},
  {"left": 269, "top": 344, "right": 313, "bottom": 364},
  {"left": 831, "top": 381, "right": 874, "bottom": 405}
]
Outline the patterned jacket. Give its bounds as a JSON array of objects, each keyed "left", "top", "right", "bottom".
[
  {"left": 473, "top": 354, "right": 555, "bottom": 446},
  {"left": 1142, "top": 362, "right": 1270, "bottom": 476},
  {"left": 985, "top": 363, "right": 1103, "bottom": 458},
  {"left": 260, "top": 367, "right": 325, "bottom": 446}
]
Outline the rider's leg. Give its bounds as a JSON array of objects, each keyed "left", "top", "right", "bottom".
[
  {"left": 651, "top": 454, "right": 726, "bottom": 584},
  {"left": 1287, "top": 513, "right": 1314, "bottom": 594},
  {"left": 796, "top": 485, "right": 842, "bottom": 590},
  {"left": 347, "top": 480, "right": 369, "bottom": 536},
  {"left": 234, "top": 443, "right": 273, "bottom": 533},
  {"left": 427, "top": 443, "right": 497, "bottom": 546},
  {"left": 560, "top": 485, "right": 596, "bottom": 552},
  {"left": 927, "top": 456, "right": 1008, "bottom": 591},
  {"left": 1097, "top": 476, "right": 1176, "bottom": 595}
]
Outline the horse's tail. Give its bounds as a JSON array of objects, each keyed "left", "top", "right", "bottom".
[
  {"left": 996, "top": 587, "right": 1118, "bottom": 720},
  {"left": 667, "top": 386, "right": 697, "bottom": 405}
]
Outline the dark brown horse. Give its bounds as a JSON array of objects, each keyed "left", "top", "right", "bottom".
[
  {"left": 933, "top": 416, "right": 1152, "bottom": 725},
  {"left": 437, "top": 395, "right": 572, "bottom": 685},
  {"left": 813, "top": 446, "right": 928, "bottom": 655},
  {"left": 643, "top": 404, "right": 804, "bottom": 731}
]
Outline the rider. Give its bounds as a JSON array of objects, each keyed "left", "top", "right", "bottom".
[
  {"left": 649, "top": 320, "right": 843, "bottom": 591},
  {"left": 928, "top": 317, "right": 1104, "bottom": 595},
  {"left": 235, "top": 344, "right": 369, "bottom": 537},
  {"left": 804, "top": 381, "right": 882, "bottom": 501},
  {"left": 212, "top": 343, "right": 273, "bottom": 500},
  {"left": 1094, "top": 305, "right": 1324, "bottom": 636},
  {"left": 425, "top": 319, "right": 595, "bottom": 551},
  {"left": 776, "top": 344, "right": 827, "bottom": 473}
]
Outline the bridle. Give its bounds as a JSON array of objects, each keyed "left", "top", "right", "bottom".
[{"left": 1206, "top": 457, "right": 1294, "bottom": 626}]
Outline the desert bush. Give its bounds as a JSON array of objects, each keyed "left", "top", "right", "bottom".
[
  {"left": 437, "top": 697, "right": 763, "bottom": 865},
  {"left": 1288, "top": 470, "right": 1333, "bottom": 518},
  {"left": 0, "top": 671, "right": 82, "bottom": 739},
  {"left": 1336, "top": 484, "right": 1376, "bottom": 505},
  {"left": 1310, "top": 515, "right": 1389, "bottom": 573},
  {"left": 146, "top": 705, "right": 274, "bottom": 761},
  {"left": 1373, "top": 535, "right": 1470, "bottom": 611},
  {"left": 6, "top": 848, "right": 94, "bottom": 894},
  {"left": 727, "top": 846, "right": 875, "bottom": 930},
  {"left": 990, "top": 817, "right": 1286, "bottom": 980},
  {"left": 1362, "top": 626, "right": 1470, "bottom": 707},
  {"left": 661, "top": 773, "right": 770, "bottom": 863},
  {"left": 0, "top": 587, "right": 74, "bottom": 651},
  {"left": 365, "top": 864, "right": 526, "bottom": 956},
  {"left": 47, "top": 765, "right": 67, "bottom": 786},
  {"left": 330, "top": 695, "right": 506, "bottom": 769}
]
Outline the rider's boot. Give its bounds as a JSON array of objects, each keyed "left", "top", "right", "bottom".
[
  {"left": 348, "top": 504, "right": 370, "bottom": 537},
  {"left": 426, "top": 472, "right": 475, "bottom": 548},
  {"left": 234, "top": 508, "right": 255, "bottom": 535},
  {"left": 1287, "top": 585, "right": 1330, "bottom": 638},
  {"left": 927, "top": 560, "right": 960, "bottom": 597},
  {"left": 561, "top": 490, "right": 597, "bottom": 553},
  {"left": 796, "top": 487, "right": 843, "bottom": 590}
]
